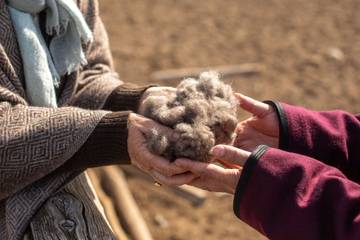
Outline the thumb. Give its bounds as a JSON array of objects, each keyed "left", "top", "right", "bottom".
[
  {"left": 235, "top": 93, "right": 271, "bottom": 118},
  {"left": 129, "top": 113, "right": 174, "bottom": 137},
  {"left": 210, "top": 145, "right": 250, "bottom": 166}
]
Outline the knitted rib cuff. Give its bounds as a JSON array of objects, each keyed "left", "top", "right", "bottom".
[
  {"left": 103, "top": 83, "right": 157, "bottom": 112},
  {"left": 62, "top": 111, "right": 132, "bottom": 172}
]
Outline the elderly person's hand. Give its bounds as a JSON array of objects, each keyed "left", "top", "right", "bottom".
[
  {"left": 150, "top": 145, "right": 251, "bottom": 194},
  {"left": 137, "top": 86, "right": 176, "bottom": 115},
  {"left": 234, "top": 93, "right": 279, "bottom": 151},
  {"left": 127, "top": 113, "right": 196, "bottom": 182}
]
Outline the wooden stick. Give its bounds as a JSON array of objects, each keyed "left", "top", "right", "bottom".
[
  {"left": 121, "top": 166, "right": 207, "bottom": 206},
  {"left": 170, "top": 185, "right": 207, "bottom": 207},
  {"left": 96, "top": 166, "right": 154, "bottom": 240},
  {"left": 88, "top": 169, "right": 129, "bottom": 240},
  {"left": 150, "top": 63, "right": 265, "bottom": 82}
]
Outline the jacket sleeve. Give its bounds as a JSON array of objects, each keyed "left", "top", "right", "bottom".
[
  {"left": 0, "top": 98, "right": 99, "bottom": 200},
  {"left": 233, "top": 145, "right": 360, "bottom": 240},
  {"left": 267, "top": 101, "right": 360, "bottom": 180},
  {"left": 0, "top": 0, "right": 142, "bottom": 201},
  {"left": 0, "top": 98, "right": 133, "bottom": 201},
  {"left": 69, "top": 0, "right": 153, "bottom": 111}
]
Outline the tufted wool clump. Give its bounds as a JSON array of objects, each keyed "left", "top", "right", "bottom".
[{"left": 143, "top": 71, "right": 238, "bottom": 162}]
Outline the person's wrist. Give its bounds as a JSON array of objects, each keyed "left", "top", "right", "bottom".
[
  {"left": 138, "top": 87, "right": 156, "bottom": 114},
  {"left": 104, "top": 84, "right": 158, "bottom": 113},
  {"left": 137, "top": 86, "right": 177, "bottom": 115},
  {"left": 228, "top": 169, "right": 242, "bottom": 194},
  {"left": 263, "top": 101, "right": 287, "bottom": 149}
]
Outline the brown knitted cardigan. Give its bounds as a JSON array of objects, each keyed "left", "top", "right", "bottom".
[{"left": 0, "top": 0, "right": 149, "bottom": 239}]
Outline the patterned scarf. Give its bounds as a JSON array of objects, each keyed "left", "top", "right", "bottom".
[{"left": 7, "top": 0, "right": 93, "bottom": 107}]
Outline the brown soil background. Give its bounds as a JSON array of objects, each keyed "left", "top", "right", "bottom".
[{"left": 99, "top": 0, "right": 360, "bottom": 239}]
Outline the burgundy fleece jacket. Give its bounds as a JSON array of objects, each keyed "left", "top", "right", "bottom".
[{"left": 234, "top": 102, "right": 360, "bottom": 240}]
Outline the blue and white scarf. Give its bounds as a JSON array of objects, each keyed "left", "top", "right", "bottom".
[{"left": 8, "top": 0, "right": 93, "bottom": 107}]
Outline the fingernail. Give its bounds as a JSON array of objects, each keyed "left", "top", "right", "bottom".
[
  {"left": 128, "top": 113, "right": 137, "bottom": 122},
  {"left": 174, "top": 159, "right": 184, "bottom": 166},
  {"left": 130, "top": 113, "right": 140, "bottom": 119},
  {"left": 174, "top": 159, "right": 181, "bottom": 166},
  {"left": 210, "top": 146, "right": 225, "bottom": 157},
  {"left": 235, "top": 93, "right": 245, "bottom": 100}
]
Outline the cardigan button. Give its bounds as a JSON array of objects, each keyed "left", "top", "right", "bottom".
[{"left": 60, "top": 219, "right": 76, "bottom": 232}]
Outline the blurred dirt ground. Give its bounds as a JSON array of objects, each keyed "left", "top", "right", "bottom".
[{"left": 99, "top": 0, "right": 360, "bottom": 239}]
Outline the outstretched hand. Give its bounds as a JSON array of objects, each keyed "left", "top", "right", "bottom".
[
  {"left": 137, "top": 87, "right": 176, "bottom": 115},
  {"left": 150, "top": 145, "right": 251, "bottom": 194},
  {"left": 131, "top": 93, "right": 279, "bottom": 194},
  {"left": 234, "top": 93, "right": 279, "bottom": 151},
  {"left": 127, "top": 113, "right": 196, "bottom": 182}
]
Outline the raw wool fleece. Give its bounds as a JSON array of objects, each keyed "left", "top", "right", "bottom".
[{"left": 143, "top": 71, "right": 238, "bottom": 162}]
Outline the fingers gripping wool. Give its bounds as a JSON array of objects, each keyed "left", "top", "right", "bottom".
[{"left": 143, "top": 71, "right": 238, "bottom": 162}]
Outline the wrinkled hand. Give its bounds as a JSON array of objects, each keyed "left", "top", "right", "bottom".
[
  {"left": 137, "top": 87, "right": 176, "bottom": 115},
  {"left": 127, "top": 113, "right": 195, "bottom": 181},
  {"left": 234, "top": 93, "right": 279, "bottom": 151},
  {"left": 150, "top": 145, "right": 251, "bottom": 194}
]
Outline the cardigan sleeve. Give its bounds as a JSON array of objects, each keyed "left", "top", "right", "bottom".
[
  {"left": 0, "top": 99, "right": 134, "bottom": 201},
  {"left": 233, "top": 146, "right": 360, "bottom": 240},
  {"left": 0, "top": 100, "right": 108, "bottom": 201},
  {"left": 267, "top": 101, "right": 360, "bottom": 181},
  {"left": 60, "top": 111, "right": 132, "bottom": 171},
  {"left": 69, "top": 0, "right": 153, "bottom": 111},
  {"left": 0, "top": 0, "right": 151, "bottom": 202}
]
